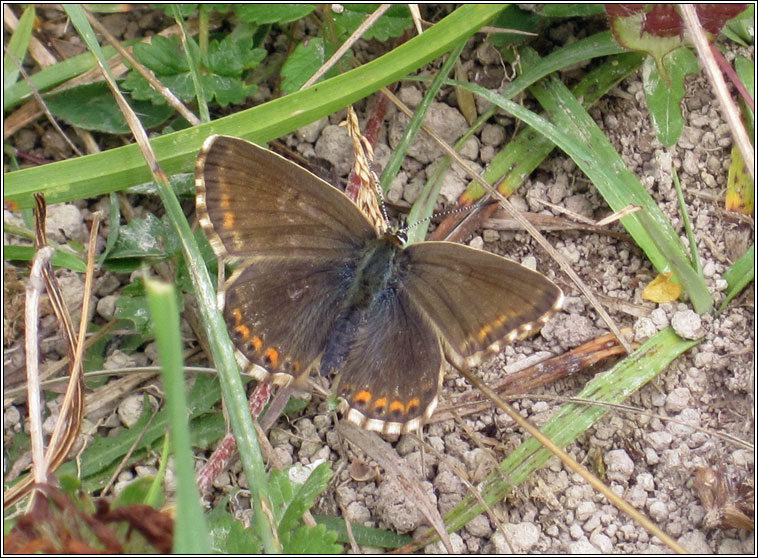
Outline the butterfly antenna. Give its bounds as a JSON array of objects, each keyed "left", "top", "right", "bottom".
[
  {"left": 401, "top": 199, "right": 495, "bottom": 234},
  {"left": 369, "top": 164, "right": 392, "bottom": 228}
]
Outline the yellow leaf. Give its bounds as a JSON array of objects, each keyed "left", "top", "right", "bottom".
[
  {"left": 725, "top": 145, "right": 753, "bottom": 214},
  {"left": 642, "top": 272, "right": 682, "bottom": 303}
]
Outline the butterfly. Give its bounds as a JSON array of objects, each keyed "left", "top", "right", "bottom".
[{"left": 195, "top": 135, "right": 563, "bottom": 435}]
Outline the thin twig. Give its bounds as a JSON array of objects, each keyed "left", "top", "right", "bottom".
[{"left": 25, "top": 246, "right": 56, "bottom": 490}]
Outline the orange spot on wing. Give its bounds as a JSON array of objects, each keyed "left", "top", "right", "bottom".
[
  {"left": 223, "top": 211, "right": 235, "bottom": 228},
  {"left": 264, "top": 347, "right": 279, "bottom": 367},
  {"left": 373, "top": 397, "right": 387, "bottom": 410},
  {"left": 406, "top": 397, "right": 420, "bottom": 412},
  {"left": 354, "top": 391, "right": 372, "bottom": 405},
  {"left": 251, "top": 335, "right": 263, "bottom": 351},
  {"left": 389, "top": 400, "right": 405, "bottom": 414},
  {"left": 234, "top": 324, "right": 251, "bottom": 340},
  {"left": 232, "top": 308, "right": 243, "bottom": 326}
]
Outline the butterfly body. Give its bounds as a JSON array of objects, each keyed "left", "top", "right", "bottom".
[{"left": 196, "top": 135, "right": 563, "bottom": 435}]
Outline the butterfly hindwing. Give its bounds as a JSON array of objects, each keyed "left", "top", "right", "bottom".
[
  {"left": 223, "top": 256, "right": 358, "bottom": 384},
  {"left": 333, "top": 284, "right": 443, "bottom": 435}
]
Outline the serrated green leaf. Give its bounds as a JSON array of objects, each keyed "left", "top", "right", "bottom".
[
  {"left": 209, "top": 515, "right": 263, "bottom": 554},
  {"left": 206, "top": 35, "right": 266, "bottom": 77},
  {"left": 284, "top": 524, "right": 342, "bottom": 554},
  {"left": 134, "top": 35, "right": 189, "bottom": 75},
  {"left": 333, "top": 4, "right": 411, "bottom": 42},
  {"left": 44, "top": 82, "right": 175, "bottom": 133},
  {"left": 642, "top": 47, "right": 699, "bottom": 147},
  {"left": 281, "top": 38, "right": 326, "bottom": 94},
  {"left": 201, "top": 73, "right": 254, "bottom": 107},
  {"left": 235, "top": 4, "right": 315, "bottom": 24},
  {"left": 277, "top": 462, "right": 333, "bottom": 536},
  {"left": 108, "top": 213, "right": 169, "bottom": 259}
]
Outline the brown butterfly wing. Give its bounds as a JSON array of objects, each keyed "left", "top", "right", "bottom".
[
  {"left": 333, "top": 284, "right": 444, "bottom": 435},
  {"left": 196, "top": 135, "right": 376, "bottom": 260},
  {"left": 195, "top": 135, "right": 377, "bottom": 383},
  {"left": 402, "top": 241, "right": 563, "bottom": 370}
]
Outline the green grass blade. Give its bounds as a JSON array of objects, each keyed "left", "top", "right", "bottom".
[
  {"left": 4, "top": 40, "right": 139, "bottom": 111},
  {"left": 145, "top": 278, "right": 211, "bottom": 554},
  {"left": 4, "top": 5, "right": 36, "bottom": 88},
  {"left": 4, "top": 5, "right": 505, "bottom": 209},
  {"left": 4, "top": 245, "right": 87, "bottom": 272},
  {"left": 719, "top": 244, "right": 754, "bottom": 312},
  {"left": 459, "top": 52, "right": 645, "bottom": 204}
]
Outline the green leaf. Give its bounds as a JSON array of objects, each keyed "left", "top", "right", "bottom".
[
  {"left": 609, "top": 7, "right": 686, "bottom": 80},
  {"left": 722, "top": 4, "right": 754, "bottom": 46},
  {"left": 206, "top": 35, "right": 266, "bottom": 77},
  {"left": 123, "top": 33, "right": 262, "bottom": 107},
  {"left": 284, "top": 524, "right": 342, "bottom": 554},
  {"left": 112, "top": 477, "right": 161, "bottom": 508},
  {"left": 734, "top": 55, "right": 754, "bottom": 140},
  {"left": 134, "top": 35, "right": 189, "bottom": 75},
  {"left": 275, "top": 462, "right": 333, "bottom": 536},
  {"left": 201, "top": 73, "right": 254, "bottom": 107},
  {"left": 209, "top": 514, "right": 263, "bottom": 553},
  {"left": 236, "top": 4, "right": 315, "bottom": 24},
  {"left": 44, "top": 82, "right": 174, "bottom": 133},
  {"left": 115, "top": 290, "right": 152, "bottom": 334},
  {"left": 333, "top": 4, "right": 412, "bottom": 41},
  {"left": 108, "top": 214, "right": 178, "bottom": 259},
  {"left": 55, "top": 374, "right": 223, "bottom": 489},
  {"left": 642, "top": 46, "right": 699, "bottom": 147},
  {"left": 719, "top": 244, "right": 754, "bottom": 312},
  {"left": 313, "top": 514, "right": 412, "bottom": 549},
  {"left": 281, "top": 38, "right": 326, "bottom": 94},
  {"left": 3, "top": 245, "right": 87, "bottom": 272}
]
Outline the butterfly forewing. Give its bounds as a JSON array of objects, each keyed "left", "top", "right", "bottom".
[
  {"left": 402, "top": 241, "right": 564, "bottom": 369},
  {"left": 196, "top": 135, "right": 377, "bottom": 385},
  {"left": 196, "top": 135, "right": 376, "bottom": 260}
]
